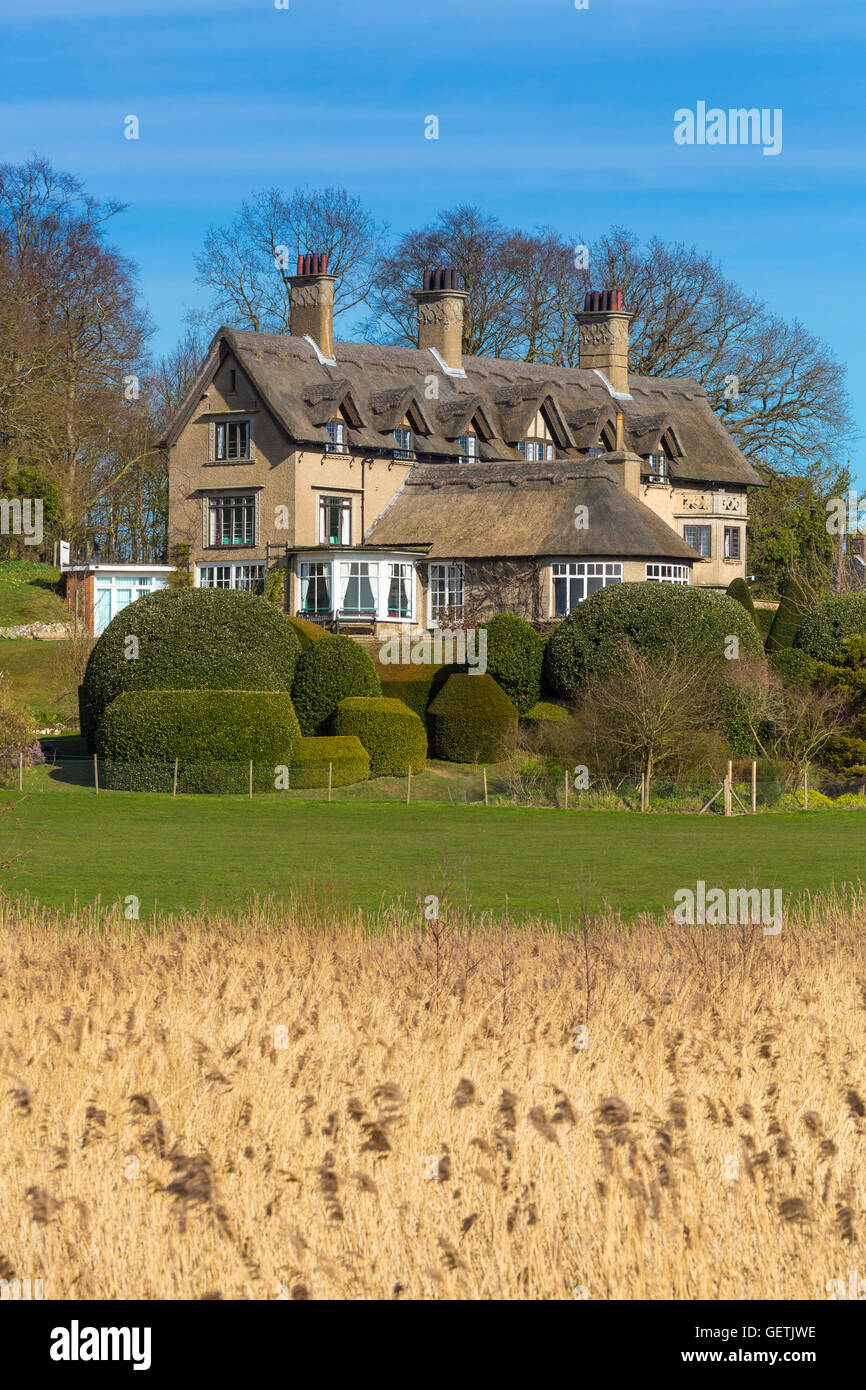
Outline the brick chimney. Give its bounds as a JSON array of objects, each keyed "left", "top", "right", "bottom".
[
  {"left": 289, "top": 252, "right": 337, "bottom": 359},
  {"left": 412, "top": 267, "right": 468, "bottom": 372},
  {"left": 577, "top": 289, "right": 631, "bottom": 395}
]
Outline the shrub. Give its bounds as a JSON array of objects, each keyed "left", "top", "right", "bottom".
[
  {"left": 290, "top": 735, "right": 370, "bottom": 788},
  {"left": 80, "top": 588, "right": 300, "bottom": 751},
  {"left": 332, "top": 696, "right": 426, "bottom": 774},
  {"left": 544, "top": 583, "right": 764, "bottom": 698},
  {"left": 765, "top": 575, "right": 809, "bottom": 653},
  {"left": 379, "top": 664, "right": 460, "bottom": 719},
  {"left": 521, "top": 700, "right": 569, "bottom": 726},
  {"left": 726, "top": 576, "right": 756, "bottom": 617},
  {"left": 292, "top": 636, "right": 380, "bottom": 734},
  {"left": 428, "top": 673, "right": 518, "bottom": 763},
  {"left": 754, "top": 607, "right": 776, "bottom": 640},
  {"left": 285, "top": 614, "right": 328, "bottom": 650},
  {"left": 264, "top": 567, "right": 286, "bottom": 609},
  {"left": 95, "top": 689, "right": 302, "bottom": 793},
  {"left": 0, "top": 672, "right": 43, "bottom": 781},
  {"left": 794, "top": 593, "right": 866, "bottom": 663},
  {"left": 768, "top": 647, "right": 821, "bottom": 686},
  {"left": 481, "top": 613, "right": 545, "bottom": 714}
]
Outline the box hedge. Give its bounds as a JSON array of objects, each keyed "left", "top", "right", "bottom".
[
  {"left": 291, "top": 635, "right": 381, "bottom": 734},
  {"left": 289, "top": 735, "right": 370, "bottom": 788},
  {"left": 332, "top": 696, "right": 427, "bottom": 774},
  {"left": 95, "top": 689, "right": 302, "bottom": 793},
  {"left": 481, "top": 613, "right": 545, "bottom": 714},
  {"left": 286, "top": 613, "right": 329, "bottom": 650},
  {"left": 80, "top": 588, "right": 300, "bottom": 751},
  {"left": 765, "top": 576, "right": 809, "bottom": 653},
  {"left": 725, "top": 576, "right": 756, "bottom": 618},
  {"left": 544, "top": 582, "right": 765, "bottom": 698},
  {"left": 427, "top": 673, "right": 518, "bottom": 763},
  {"left": 794, "top": 592, "right": 866, "bottom": 663}
]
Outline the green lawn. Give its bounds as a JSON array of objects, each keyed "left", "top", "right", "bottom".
[
  {"left": 0, "top": 638, "right": 75, "bottom": 724},
  {"left": 1, "top": 788, "right": 861, "bottom": 923},
  {"left": 0, "top": 561, "right": 66, "bottom": 625}
]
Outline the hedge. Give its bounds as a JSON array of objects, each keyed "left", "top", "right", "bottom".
[
  {"left": 544, "top": 582, "right": 765, "bottom": 698},
  {"left": 332, "top": 696, "right": 427, "bottom": 774},
  {"left": 481, "top": 613, "right": 545, "bottom": 714},
  {"left": 379, "top": 664, "right": 460, "bottom": 719},
  {"left": 289, "top": 735, "right": 370, "bottom": 788},
  {"left": 292, "top": 635, "right": 381, "bottom": 734},
  {"left": 95, "top": 689, "right": 301, "bottom": 793},
  {"left": 725, "top": 576, "right": 756, "bottom": 618},
  {"left": 765, "top": 576, "right": 809, "bottom": 653},
  {"left": 427, "top": 673, "right": 518, "bottom": 763},
  {"left": 768, "top": 647, "right": 821, "bottom": 686},
  {"left": 794, "top": 592, "right": 866, "bottom": 664},
  {"left": 521, "top": 699, "right": 569, "bottom": 726},
  {"left": 80, "top": 588, "right": 300, "bottom": 751},
  {"left": 286, "top": 614, "right": 329, "bottom": 650}
]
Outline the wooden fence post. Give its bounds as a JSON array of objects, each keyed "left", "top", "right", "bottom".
[
  {"left": 483, "top": 766, "right": 488, "bottom": 806},
  {"left": 640, "top": 773, "right": 646, "bottom": 812},
  {"left": 18, "top": 751, "right": 23, "bottom": 792},
  {"left": 93, "top": 754, "right": 99, "bottom": 795},
  {"left": 406, "top": 766, "right": 412, "bottom": 804},
  {"left": 751, "top": 759, "right": 757, "bottom": 814},
  {"left": 249, "top": 761, "right": 253, "bottom": 799},
  {"left": 328, "top": 762, "right": 332, "bottom": 803},
  {"left": 804, "top": 765, "right": 809, "bottom": 810},
  {"left": 724, "top": 775, "right": 732, "bottom": 817},
  {"left": 173, "top": 758, "right": 178, "bottom": 797}
]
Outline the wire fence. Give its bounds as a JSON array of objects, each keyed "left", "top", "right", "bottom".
[{"left": 14, "top": 751, "right": 866, "bottom": 813}]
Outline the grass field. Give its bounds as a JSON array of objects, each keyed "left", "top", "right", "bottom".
[
  {"left": 2, "top": 786, "right": 862, "bottom": 921},
  {"left": 0, "top": 638, "right": 75, "bottom": 724},
  {"left": 0, "top": 560, "right": 65, "bottom": 625},
  {"left": 1, "top": 894, "right": 863, "bottom": 1299}
]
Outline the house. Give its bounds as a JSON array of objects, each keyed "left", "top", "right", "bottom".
[
  {"left": 63, "top": 563, "right": 174, "bottom": 634},
  {"left": 162, "top": 256, "right": 762, "bottom": 633}
]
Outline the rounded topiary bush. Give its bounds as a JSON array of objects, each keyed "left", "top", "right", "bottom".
[
  {"left": 95, "top": 689, "right": 301, "bottom": 793},
  {"left": 332, "top": 696, "right": 426, "bottom": 774},
  {"left": 794, "top": 593, "right": 866, "bottom": 663},
  {"left": 286, "top": 613, "right": 329, "bottom": 650},
  {"left": 544, "top": 582, "right": 765, "bottom": 698},
  {"left": 428, "top": 673, "right": 518, "bottom": 763},
  {"left": 289, "top": 735, "right": 370, "bottom": 788},
  {"left": 481, "top": 613, "right": 545, "bottom": 714},
  {"left": 725, "top": 576, "right": 756, "bottom": 618},
  {"left": 81, "top": 588, "right": 301, "bottom": 751},
  {"left": 291, "top": 635, "right": 381, "bottom": 734},
  {"left": 765, "top": 576, "right": 808, "bottom": 653}
]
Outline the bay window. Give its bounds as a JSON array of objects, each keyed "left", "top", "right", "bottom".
[
  {"left": 387, "top": 563, "right": 413, "bottom": 619},
  {"left": 646, "top": 563, "right": 689, "bottom": 584},
  {"left": 724, "top": 526, "right": 741, "bottom": 560},
  {"left": 339, "top": 561, "right": 378, "bottom": 616},
  {"left": 299, "top": 561, "right": 331, "bottom": 616},
  {"left": 683, "top": 524, "right": 711, "bottom": 557},
  {"left": 552, "top": 561, "right": 621, "bottom": 616}
]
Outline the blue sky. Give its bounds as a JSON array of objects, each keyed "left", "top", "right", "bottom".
[{"left": 1, "top": 0, "right": 863, "bottom": 483}]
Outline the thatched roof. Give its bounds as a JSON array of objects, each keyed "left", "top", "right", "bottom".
[
  {"left": 161, "top": 327, "right": 763, "bottom": 488},
  {"left": 365, "top": 459, "right": 702, "bottom": 562}
]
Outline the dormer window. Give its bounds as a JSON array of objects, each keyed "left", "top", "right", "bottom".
[
  {"left": 518, "top": 439, "right": 554, "bottom": 462},
  {"left": 458, "top": 433, "right": 478, "bottom": 464},
  {"left": 326, "top": 420, "right": 347, "bottom": 454},
  {"left": 393, "top": 427, "right": 414, "bottom": 460},
  {"left": 587, "top": 445, "right": 604, "bottom": 458},
  {"left": 646, "top": 452, "right": 667, "bottom": 482}
]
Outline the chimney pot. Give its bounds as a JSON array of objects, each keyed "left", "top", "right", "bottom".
[
  {"left": 577, "top": 287, "right": 631, "bottom": 392},
  {"left": 296, "top": 254, "right": 304, "bottom": 274},
  {"left": 289, "top": 251, "right": 337, "bottom": 357},
  {"left": 413, "top": 266, "right": 467, "bottom": 371}
]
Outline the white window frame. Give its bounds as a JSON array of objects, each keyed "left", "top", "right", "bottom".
[
  {"left": 723, "top": 525, "right": 742, "bottom": 560},
  {"left": 338, "top": 560, "right": 378, "bottom": 617},
  {"left": 325, "top": 420, "right": 347, "bottom": 454},
  {"left": 387, "top": 562, "right": 414, "bottom": 620},
  {"left": 393, "top": 427, "right": 414, "bottom": 460},
  {"left": 211, "top": 418, "right": 252, "bottom": 461},
  {"left": 458, "top": 433, "right": 478, "bottom": 464},
  {"left": 683, "top": 523, "right": 712, "bottom": 558},
  {"left": 428, "top": 562, "right": 465, "bottom": 626},
  {"left": 550, "top": 561, "right": 622, "bottom": 616},
  {"left": 298, "top": 560, "right": 332, "bottom": 615},
  {"left": 646, "top": 563, "right": 689, "bottom": 584},
  {"left": 646, "top": 452, "right": 668, "bottom": 482},
  {"left": 198, "top": 562, "right": 264, "bottom": 592},
  {"left": 518, "top": 439, "right": 555, "bottom": 462}
]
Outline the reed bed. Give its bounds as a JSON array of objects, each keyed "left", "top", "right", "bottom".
[{"left": 0, "top": 889, "right": 864, "bottom": 1300}]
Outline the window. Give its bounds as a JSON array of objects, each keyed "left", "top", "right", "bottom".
[
  {"left": 339, "top": 561, "right": 378, "bottom": 616},
  {"left": 393, "top": 427, "right": 414, "bottom": 459},
  {"left": 587, "top": 446, "right": 604, "bottom": 458},
  {"left": 319, "top": 495, "right": 352, "bottom": 546},
  {"left": 208, "top": 493, "right": 255, "bottom": 547},
  {"left": 429, "top": 563, "right": 464, "bottom": 625},
  {"left": 724, "top": 526, "right": 741, "bottom": 560},
  {"left": 551, "top": 562, "right": 621, "bottom": 616},
  {"left": 199, "top": 563, "right": 263, "bottom": 592},
  {"left": 458, "top": 434, "right": 478, "bottom": 464},
  {"left": 646, "top": 563, "right": 689, "bottom": 584},
  {"left": 387, "top": 563, "right": 413, "bottom": 619},
  {"left": 683, "top": 524, "right": 711, "bottom": 557},
  {"left": 326, "top": 420, "right": 347, "bottom": 453},
  {"left": 299, "top": 561, "right": 331, "bottom": 615},
  {"left": 518, "top": 440, "right": 555, "bottom": 462},
  {"left": 213, "top": 420, "right": 250, "bottom": 461},
  {"left": 646, "top": 452, "right": 667, "bottom": 482}
]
